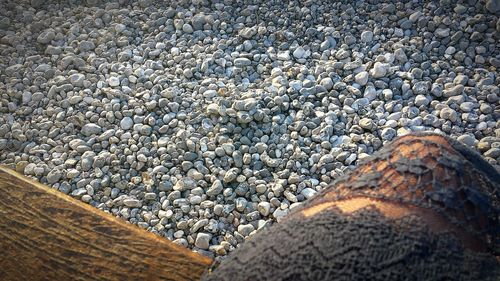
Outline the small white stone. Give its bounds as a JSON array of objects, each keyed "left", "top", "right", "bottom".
[
  {"left": 414, "top": 95, "right": 430, "bottom": 107},
  {"left": 380, "top": 127, "right": 397, "bottom": 141},
  {"left": 81, "top": 123, "right": 102, "bottom": 136},
  {"left": 234, "top": 58, "right": 251, "bottom": 67},
  {"left": 182, "top": 23, "right": 194, "bottom": 33},
  {"left": 277, "top": 51, "right": 290, "bottom": 60},
  {"left": 440, "top": 107, "right": 458, "bottom": 122},
  {"left": 123, "top": 198, "right": 142, "bottom": 208},
  {"left": 257, "top": 202, "right": 271, "bottom": 216},
  {"left": 237, "top": 224, "right": 255, "bottom": 236},
  {"left": 293, "top": 46, "right": 306, "bottom": 59},
  {"left": 370, "top": 62, "right": 388, "bottom": 78},
  {"left": 355, "top": 71, "right": 369, "bottom": 86},
  {"left": 120, "top": 117, "right": 133, "bottom": 130},
  {"left": 457, "top": 134, "right": 476, "bottom": 146},
  {"left": 360, "top": 30, "right": 373, "bottom": 43},
  {"left": 108, "top": 76, "right": 120, "bottom": 87},
  {"left": 301, "top": 188, "right": 317, "bottom": 199},
  {"left": 69, "top": 73, "right": 85, "bottom": 87},
  {"left": 460, "top": 102, "right": 475, "bottom": 112},
  {"left": 115, "top": 23, "right": 126, "bottom": 33},
  {"left": 195, "top": 233, "right": 211, "bottom": 249}
]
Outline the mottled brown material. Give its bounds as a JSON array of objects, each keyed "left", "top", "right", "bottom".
[
  {"left": 0, "top": 166, "right": 212, "bottom": 281},
  {"left": 302, "top": 132, "right": 499, "bottom": 243},
  {"left": 203, "top": 133, "right": 500, "bottom": 281}
]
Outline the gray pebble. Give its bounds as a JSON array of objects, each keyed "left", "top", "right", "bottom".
[
  {"left": 121, "top": 117, "right": 133, "bottom": 130},
  {"left": 234, "top": 58, "right": 251, "bottom": 67},
  {"left": 414, "top": 95, "right": 430, "bottom": 107},
  {"left": 355, "top": 71, "right": 369, "bottom": 86},
  {"left": 195, "top": 233, "right": 211, "bottom": 249},
  {"left": 237, "top": 224, "right": 255, "bottom": 236},
  {"left": 370, "top": 62, "right": 387, "bottom": 78},
  {"left": 440, "top": 107, "right": 458, "bottom": 122},
  {"left": 46, "top": 169, "right": 63, "bottom": 184},
  {"left": 223, "top": 168, "right": 238, "bottom": 183},
  {"left": 123, "top": 198, "right": 142, "bottom": 208},
  {"left": 81, "top": 124, "right": 102, "bottom": 136},
  {"left": 257, "top": 202, "right": 271, "bottom": 216},
  {"left": 301, "top": 188, "right": 317, "bottom": 199},
  {"left": 457, "top": 134, "right": 476, "bottom": 146},
  {"left": 37, "top": 29, "right": 55, "bottom": 44},
  {"left": 69, "top": 73, "right": 85, "bottom": 87},
  {"left": 380, "top": 128, "right": 397, "bottom": 141},
  {"left": 360, "top": 31, "right": 373, "bottom": 43}
]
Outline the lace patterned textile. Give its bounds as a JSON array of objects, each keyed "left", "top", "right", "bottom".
[{"left": 203, "top": 133, "right": 499, "bottom": 281}]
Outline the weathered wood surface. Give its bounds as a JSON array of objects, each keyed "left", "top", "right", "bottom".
[{"left": 0, "top": 165, "right": 212, "bottom": 281}]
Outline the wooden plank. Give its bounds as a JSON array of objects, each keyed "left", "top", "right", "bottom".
[{"left": 0, "top": 165, "right": 212, "bottom": 281}]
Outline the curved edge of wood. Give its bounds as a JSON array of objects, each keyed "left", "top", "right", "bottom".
[{"left": 0, "top": 165, "right": 212, "bottom": 281}]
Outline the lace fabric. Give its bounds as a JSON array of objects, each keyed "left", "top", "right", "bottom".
[
  {"left": 203, "top": 207, "right": 498, "bottom": 281},
  {"left": 203, "top": 133, "right": 500, "bottom": 281},
  {"left": 300, "top": 132, "right": 499, "bottom": 248}
]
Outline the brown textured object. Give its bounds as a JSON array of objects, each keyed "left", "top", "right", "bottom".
[
  {"left": 0, "top": 166, "right": 212, "bottom": 281},
  {"left": 301, "top": 132, "right": 500, "bottom": 242},
  {"left": 204, "top": 132, "right": 500, "bottom": 281}
]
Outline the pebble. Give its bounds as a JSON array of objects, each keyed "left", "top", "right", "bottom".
[
  {"left": 257, "top": 202, "right": 271, "bottom": 216},
  {"left": 191, "top": 219, "right": 208, "bottom": 233},
  {"left": 301, "top": 188, "right": 317, "bottom": 199},
  {"left": 123, "top": 198, "right": 142, "bottom": 208},
  {"left": 414, "top": 95, "right": 430, "bottom": 107},
  {"left": 370, "top": 62, "right": 387, "bottom": 78},
  {"left": 380, "top": 128, "right": 397, "bottom": 141},
  {"left": 355, "top": 71, "right": 369, "bottom": 86},
  {"left": 293, "top": 46, "right": 306, "bottom": 59},
  {"left": 174, "top": 178, "right": 197, "bottom": 191},
  {"left": 440, "top": 107, "right": 458, "bottom": 122},
  {"left": 37, "top": 29, "right": 55, "bottom": 44},
  {"left": 484, "top": 148, "right": 500, "bottom": 158},
  {"left": 360, "top": 31, "right": 373, "bottom": 43},
  {"left": 79, "top": 40, "right": 95, "bottom": 52},
  {"left": 320, "top": 77, "right": 333, "bottom": 90},
  {"left": 206, "top": 180, "right": 223, "bottom": 196},
  {"left": 486, "top": 0, "right": 500, "bottom": 13},
  {"left": 273, "top": 209, "right": 289, "bottom": 222},
  {"left": 108, "top": 77, "right": 120, "bottom": 87},
  {"left": 120, "top": 117, "right": 133, "bottom": 130},
  {"left": 435, "top": 28, "right": 450, "bottom": 38},
  {"left": 223, "top": 168, "right": 238, "bottom": 183},
  {"left": 443, "top": 85, "right": 464, "bottom": 98},
  {"left": 359, "top": 118, "right": 374, "bottom": 131},
  {"left": 457, "top": 134, "right": 476, "bottom": 146},
  {"left": 69, "top": 73, "right": 85, "bottom": 87},
  {"left": 234, "top": 58, "right": 251, "bottom": 67},
  {"left": 460, "top": 102, "right": 475, "bottom": 112},
  {"left": 182, "top": 23, "right": 193, "bottom": 33},
  {"left": 46, "top": 170, "right": 62, "bottom": 184},
  {"left": 409, "top": 11, "right": 422, "bottom": 22},
  {"left": 195, "top": 233, "right": 211, "bottom": 249},
  {"left": 81, "top": 124, "right": 102, "bottom": 136},
  {"left": 237, "top": 224, "right": 255, "bottom": 237},
  {"left": 394, "top": 48, "right": 408, "bottom": 62}
]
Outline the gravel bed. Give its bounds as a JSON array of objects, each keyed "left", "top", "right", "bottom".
[{"left": 0, "top": 0, "right": 499, "bottom": 258}]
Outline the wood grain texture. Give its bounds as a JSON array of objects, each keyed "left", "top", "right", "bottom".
[{"left": 0, "top": 165, "right": 212, "bottom": 281}]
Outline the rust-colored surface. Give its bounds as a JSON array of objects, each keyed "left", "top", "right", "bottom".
[
  {"left": 296, "top": 132, "right": 499, "bottom": 254},
  {"left": 0, "top": 166, "right": 212, "bottom": 281},
  {"left": 304, "top": 133, "right": 499, "bottom": 235}
]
